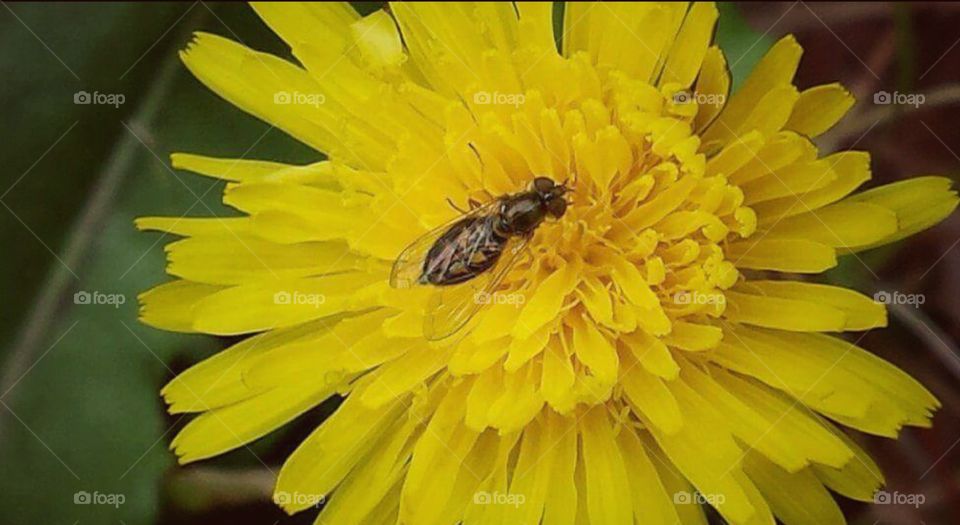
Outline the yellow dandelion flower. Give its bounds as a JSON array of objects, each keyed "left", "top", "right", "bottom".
[{"left": 139, "top": 2, "right": 958, "bottom": 524}]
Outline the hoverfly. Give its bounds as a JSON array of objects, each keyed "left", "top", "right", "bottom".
[{"left": 390, "top": 176, "right": 571, "bottom": 340}]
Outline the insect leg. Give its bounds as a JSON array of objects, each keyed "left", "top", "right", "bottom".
[{"left": 446, "top": 197, "right": 469, "bottom": 214}]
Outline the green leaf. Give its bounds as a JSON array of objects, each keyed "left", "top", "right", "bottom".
[
  {"left": 716, "top": 2, "right": 772, "bottom": 90},
  {"left": 0, "top": 4, "right": 312, "bottom": 524}
]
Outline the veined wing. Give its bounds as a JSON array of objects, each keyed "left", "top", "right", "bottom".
[
  {"left": 390, "top": 200, "right": 499, "bottom": 289},
  {"left": 423, "top": 234, "right": 529, "bottom": 341}
]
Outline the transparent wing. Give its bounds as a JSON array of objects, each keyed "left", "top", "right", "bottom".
[
  {"left": 390, "top": 200, "right": 500, "bottom": 289},
  {"left": 423, "top": 235, "right": 529, "bottom": 341}
]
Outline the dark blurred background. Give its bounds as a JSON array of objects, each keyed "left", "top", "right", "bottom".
[{"left": 0, "top": 2, "right": 958, "bottom": 524}]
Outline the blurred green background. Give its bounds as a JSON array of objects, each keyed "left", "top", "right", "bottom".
[{"left": 1, "top": 3, "right": 958, "bottom": 524}]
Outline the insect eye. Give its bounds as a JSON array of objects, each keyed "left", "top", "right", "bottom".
[
  {"left": 532, "top": 177, "right": 554, "bottom": 193},
  {"left": 547, "top": 197, "right": 567, "bottom": 218}
]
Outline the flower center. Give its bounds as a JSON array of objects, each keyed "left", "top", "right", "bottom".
[{"left": 394, "top": 53, "right": 758, "bottom": 409}]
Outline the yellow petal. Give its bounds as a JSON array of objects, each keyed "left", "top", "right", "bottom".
[
  {"left": 744, "top": 452, "right": 845, "bottom": 525},
  {"left": 180, "top": 32, "right": 386, "bottom": 167},
  {"left": 753, "top": 151, "right": 870, "bottom": 224},
  {"left": 360, "top": 344, "right": 454, "bottom": 408},
  {"left": 616, "top": 426, "right": 683, "bottom": 523},
  {"left": 714, "top": 325, "right": 939, "bottom": 436},
  {"left": 223, "top": 182, "right": 361, "bottom": 227},
  {"left": 572, "top": 315, "right": 619, "bottom": 384},
  {"left": 663, "top": 320, "right": 723, "bottom": 351},
  {"left": 458, "top": 431, "right": 522, "bottom": 524},
  {"left": 241, "top": 310, "right": 407, "bottom": 389},
  {"left": 694, "top": 46, "right": 730, "bottom": 131},
  {"left": 507, "top": 421, "right": 553, "bottom": 525},
  {"left": 579, "top": 407, "right": 633, "bottom": 525},
  {"left": 136, "top": 216, "right": 252, "bottom": 238},
  {"left": 740, "top": 158, "right": 836, "bottom": 205},
  {"left": 621, "top": 356, "right": 683, "bottom": 435},
  {"left": 812, "top": 427, "right": 884, "bottom": 502},
  {"left": 623, "top": 170, "right": 698, "bottom": 230},
  {"left": 623, "top": 331, "right": 679, "bottom": 380},
  {"left": 726, "top": 287, "right": 847, "bottom": 331},
  {"left": 314, "top": 415, "right": 414, "bottom": 524},
  {"left": 844, "top": 176, "right": 959, "bottom": 251},
  {"left": 162, "top": 319, "right": 327, "bottom": 413},
  {"left": 760, "top": 202, "right": 898, "bottom": 249},
  {"left": 709, "top": 367, "right": 854, "bottom": 470},
  {"left": 138, "top": 280, "right": 224, "bottom": 333},
  {"left": 705, "top": 130, "right": 764, "bottom": 177},
  {"left": 465, "top": 370, "right": 501, "bottom": 431},
  {"left": 643, "top": 432, "right": 709, "bottom": 525},
  {"left": 170, "top": 152, "right": 332, "bottom": 183},
  {"left": 541, "top": 338, "right": 577, "bottom": 414},
  {"left": 784, "top": 83, "right": 854, "bottom": 138},
  {"left": 512, "top": 258, "right": 581, "bottom": 339},
  {"left": 577, "top": 276, "right": 615, "bottom": 328},
  {"left": 400, "top": 381, "right": 479, "bottom": 525},
  {"left": 645, "top": 377, "right": 760, "bottom": 525},
  {"left": 660, "top": 2, "right": 719, "bottom": 88},
  {"left": 542, "top": 413, "right": 579, "bottom": 525},
  {"left": 704, "top": 35, "right": 802, "bottom": 144},
  {"left": 171, "top": 383, "right": 335, "bottom": 464},
  {"left": 727, "top": 238, "right": 837, "bottom": 273},
  {"left": 726, "top": 280, "right": 886, "bottom": 331},
  {"left": 276, "top": 383, "right": 409, "bottom": 513},
  {"left": 166, "top": 236, "right": 361, "bottom": 285},
  {"left": 515, "top": 2, "right": 555, "bottom": 52},
  {"left": 728, "top": 131, "right": 817, "bottom": 185},
  {"left": 480, "top": 376, "right": 540, "bottom": 439},
  {"left": 350, "top": 9, "right": 405, "bottom": 72},
  {"left": 251, "top": 2, "right": 357, "bottom": 53},
  {"left": 449, "top": 336, "right": 510, "bottom": 376},
  {"left": 191, "top": 273, "right": 382, "bottom": 335}
]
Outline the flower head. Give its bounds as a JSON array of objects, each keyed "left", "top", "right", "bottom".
[{"left": 139, "top": 3, "right": 958, "bottom": 524}]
